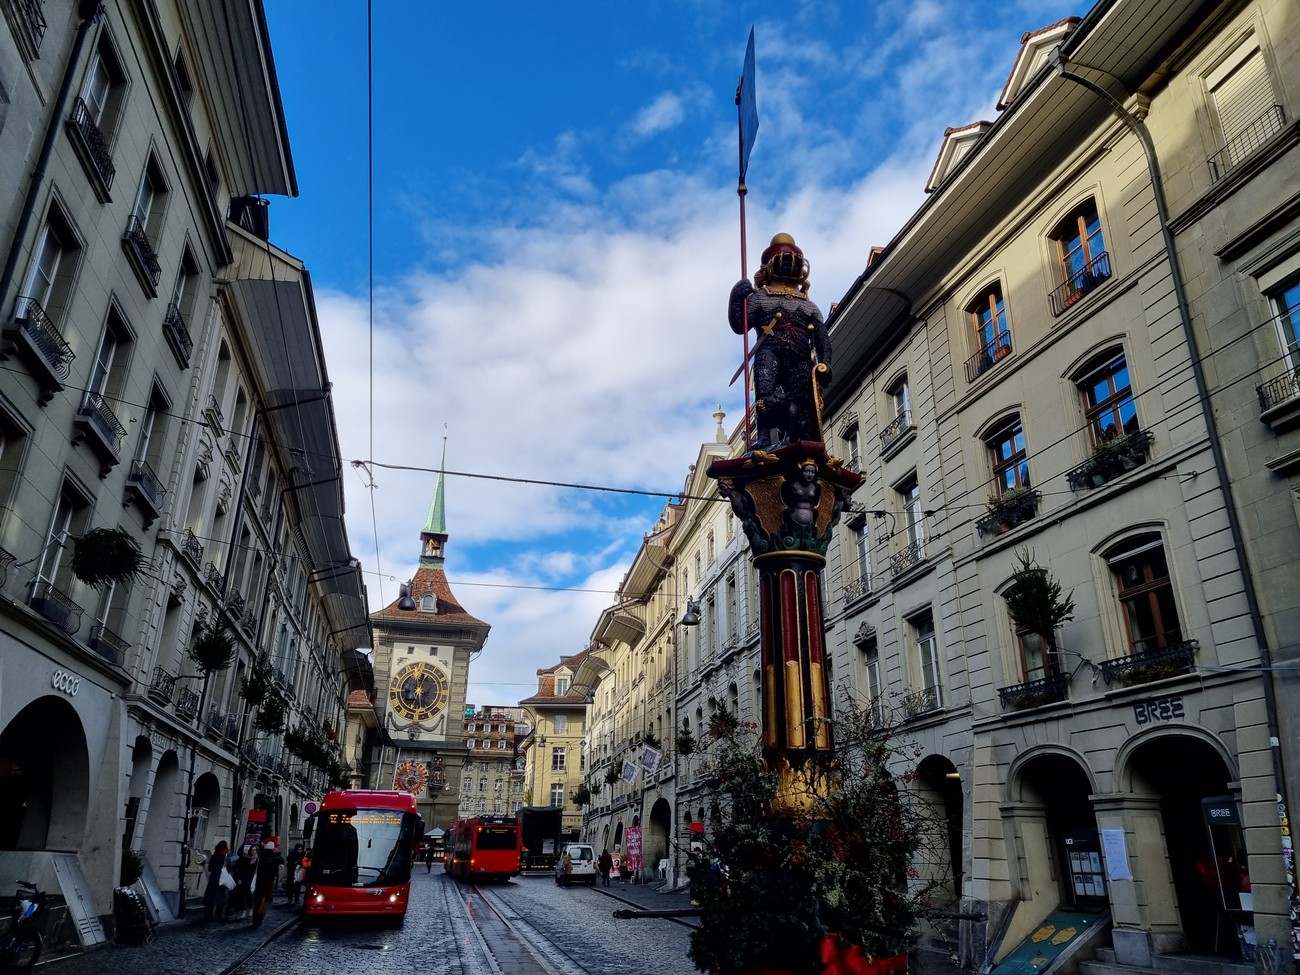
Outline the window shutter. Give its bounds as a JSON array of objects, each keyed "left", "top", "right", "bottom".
[{"left": 1209, "top": 41, "right": 1274, "bottom": 144}]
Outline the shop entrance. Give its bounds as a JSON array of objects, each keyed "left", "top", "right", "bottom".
[
  {"left": 1015, "top": 751, "right": 1103, "bottom": 910},
  {"left": 0, "top": 696, "right": 89, "bottom": 851}
]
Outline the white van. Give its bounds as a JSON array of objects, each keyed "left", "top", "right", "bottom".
[{"left": 554, "top": 843, "right": 598, "bottom": 886}]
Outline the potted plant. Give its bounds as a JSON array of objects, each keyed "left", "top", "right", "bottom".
[
  {"left": 1004, "top": 548, "right": 1074, "bottom": 663},
  {"left": 984, "top": 485, "right": 1037, "bottom": 533},
  {"left": 686, "top": 701, "right": 942, "bottom": 975}
]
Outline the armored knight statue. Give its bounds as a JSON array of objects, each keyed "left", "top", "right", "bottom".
[{"left": 729, "top": 233, "right": 832, "bottom": 448}]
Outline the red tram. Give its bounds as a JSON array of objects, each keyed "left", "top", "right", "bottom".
[
  {"left": 303, "top": 790, "right": 423, "bottom": 920},
  {"left": 443, "top": 814, "right": 521, "bottom": 883}
]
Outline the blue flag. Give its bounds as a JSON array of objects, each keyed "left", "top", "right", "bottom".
[{"left": 738, "top": 27, "right": 759, "bottom": 181}]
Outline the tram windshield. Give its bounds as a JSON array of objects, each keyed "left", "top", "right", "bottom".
[{"left": 309, "top": 807, "right": 422, "bottom": 887}]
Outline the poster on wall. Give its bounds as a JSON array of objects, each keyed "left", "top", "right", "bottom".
[
  {"left": 626, "top": 825, "right": 643, "bottom": 873},
  {"left": 241, "top": 809, "right": 268, "bottom": 853}
]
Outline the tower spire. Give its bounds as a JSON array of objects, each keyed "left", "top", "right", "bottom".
[{"left": 420, "top": 427, "right": 449, "bottom": 564}]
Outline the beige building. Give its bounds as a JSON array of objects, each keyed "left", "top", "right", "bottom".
[
  {"left": 819, "top": 1, "right": 1298, "bottom": 969},
  {"left": 0, "top": 0, "right": 368, "bottom": 941},
  {"left": 458, "top": 705, "right": 526, "bottom": 818},
  {"left": 519, "top": 652, "right": 590, "bottom": 841},
  {"left": 369, "top": 470, "right": 489, "bottom": 833}
]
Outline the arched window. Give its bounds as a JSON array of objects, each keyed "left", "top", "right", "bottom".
[
  {"left": 1105, "top": 534, "right": 1183, "bottom": 654},
  {"left": 965, "top": 282, "right": 1012, "bottom": 380}
]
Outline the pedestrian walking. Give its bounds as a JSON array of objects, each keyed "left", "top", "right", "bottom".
[
  {"left": 251, "top": 837, "right": 283, "bottom": 928},
  {"left": 230, "top": 845, "right": 257, "bottom": 921},
  {"left": 598, "top": 848, "right": 613, "bottom": 887},
  {"left": 202, "top": 841, "right": 231, "bottom": 922},
  {"left": 285, "top": 843, "right": 305, "bottom": 904},
  {"left": 424, "top": 847, "right": 435, "bottom": 873}
]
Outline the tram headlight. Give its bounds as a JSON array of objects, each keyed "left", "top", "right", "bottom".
[
  {"left": 389, "top": 893, "right": 398, "bottom": 902},
  {"left": 314, "top": 893, "right": 325, "bottom": 904}
]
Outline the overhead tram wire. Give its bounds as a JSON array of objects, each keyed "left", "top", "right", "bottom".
[{"left": 364, "top": 0, "right": 388, "bottom": 608}]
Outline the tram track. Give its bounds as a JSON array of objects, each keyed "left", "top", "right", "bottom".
[{"left": 464, "top": 882, "right": 593, "bottom": 975}]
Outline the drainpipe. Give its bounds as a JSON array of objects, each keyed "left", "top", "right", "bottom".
[
  {"left": 1052, "top": 47, "right": 1298, "bottom": 954},
  {"left": 0, "top": 2, "right": 102, "bottom": 316}
]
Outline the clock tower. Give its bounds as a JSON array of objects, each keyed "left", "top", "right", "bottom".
[{"left": 370, "top": 449, "right": 489, "bottom": 832}]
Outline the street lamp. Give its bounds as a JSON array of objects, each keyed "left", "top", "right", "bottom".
[
  {"left": 678, "top": 598, "right": 701, "bottom": 627},
  {"left": 397, "top": 581, "right": 416, "bottom": 611}
]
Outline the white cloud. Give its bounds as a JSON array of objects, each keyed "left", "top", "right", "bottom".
[{"left": 630, "top": 92, "right": 686, "bottom": 138}]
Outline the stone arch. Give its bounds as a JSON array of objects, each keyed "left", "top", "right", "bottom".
[
  {"left": 142, "top": 750, "right": 181, "bottom": 881},
  {"left": 0, "top": 696, "right": 90, "bottom": 851},
  {"left": 190, "top": 772, "right": 221, "bottom": 853},
  {"left": 647, "top": 796, "right": 671, "bottom": 872},
  {"left": 1112, "top": 725, "right": 1237, "bottom": 795},
  {"left": 124, "top": 735, "right": 152, "bottom": 848},
  {"left": 1005, "top": 744, "right": 1099, "bottom": 804},
  {"left": 914, "top": 754, "right": 963, "bottom": 904}
]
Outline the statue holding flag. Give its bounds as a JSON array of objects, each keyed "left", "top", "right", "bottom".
[{"left": 728, "top": 233, "right": 831, "bottom": 448}]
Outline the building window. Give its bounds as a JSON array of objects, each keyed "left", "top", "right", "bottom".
[
  {"left": 6, "top": 0, "right": 47, "bottom": 59},
  {"left": 843, "top": 423, "right": 862, "bottom": 471},
  {"left": 861, "top": 633, "right": 883, "bottom": 723},
  {"left": 911, "top": 611, "right": 942, "bottom": 711},
  {"left": 555, "top": 676, "right": 569, "bottom": 696},
  {"left": 965, "top": 282, "right": 1012, "bottom": 380},
  {"left": 420, "top": 594, "right": 435, "bottom": 612},
  {"left": 1015, "top": 628, "right": 1055, "bottom": 683},
  {"left": 16, "top": 207, "right": 79, "bottom": 328},
  {"left": 988, "top": 418, "right": 1030, "bottom": 495},
  {"left": 71, "top": 40, "right": 126, "bottom": 190},
  {"left": 1080, "top": 353, "right": 1138, "bottom": 445},
  {"left": 1050, "top": 199, "right": 1110, "bottom": 313},
  {"left": 551, "top": 747, "right": 566, "bottom": 772},
  {"left": 466, "top": 738, "right": 475, "bottom": 750},
  {"left": 853, "top": 522, "right": 871, "bottom": 586},
  {"left": 897, "top": 476, "right": 924, "bottom": 558},
  {"left": 1205, "top": 34, "right": 1285, "bottom": 181},
  {"left": 707, "top": 531, "right": 715, "bottom": 564},
  {"left": 554, "top": 714, "right": 568, "bottom": 734},
  {"left": 1107, "top": 536, "right": 1183, "bottom": 654},
  {"left": 37, "top": 480, "right": 91, "bottom": 592},
  {"left": 1270, "top": 277, "right": 1299, "bottom": 373},
  {"left": 550, "top": 783, "right": 565, "bottom": 808},
  {"left": 124, "top": 156, "right": 167, "bottom": 291}
]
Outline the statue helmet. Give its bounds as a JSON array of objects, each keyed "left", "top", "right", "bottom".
[{"left": 760, "top": 233, "right": 809, "bottom": 284}]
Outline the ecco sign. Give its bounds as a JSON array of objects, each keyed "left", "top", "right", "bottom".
[{"left": 52, "top": 669, "right": 81, "bottom": 697}]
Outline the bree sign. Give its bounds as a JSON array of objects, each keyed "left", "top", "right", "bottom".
[{"left": 1133, "top": 695, "right": 1184, "bottom": 725}]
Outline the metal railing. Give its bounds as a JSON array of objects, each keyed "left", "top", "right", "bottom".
[
  {"left": 1098, "top": 640, "right": 1196, "bottom": 686},
  {"left": 29, "top": 580, "right": 83, "bottom": 635},
  {"left": 1208, "top": 105, "right": 1286, "bottom": 181},
  {"left": 900, "top": 686, "right": 941, "bottom": 718},
  {"left": 162, "top": 303, "right": 193, "bottom": 364},
  {"left": 122, "top": 215, "right": 161, "bottom": 287},
  {"left": 975, "top": 488, "right": 1041, "bottom": 539},
  {"left": 69, "top": 97, "right": 116, "bottom": 187},
  {"left": 965, "top": 333, "right": 1012, "bottom": 382},
  {"left": 181, "top": 527, "right": 204, "bottom": 566},
  {"left": 1049, "top": 251, "right": 1112, "bottom": 316},
  {"left": 203, "top": 561, "right": 224, "bottom": 596},
  {"left": 841, "top": 575, "right": 872, "bottom": 605},
  {"left": 9, "top": 0, "right": 46, "bottom": 55},
  {"left": 998, "top": 671, "right": 1071, "bottom": 710},
  {"left": 879, "top": 409, "right": 913, "bottom": 453},
  {"left": 77, "top": 392, "right": 127, "bottom": 454},
  {"left": 126, "top": 459, "right": 165, "bottom": 512},
  {"left": 10, "top": 296, "right": 75, "bottom": 378},
  {"left": 148, "top": 666, "right": 176, "bottom": 703},
  {"left": 1257, "top": 366, "right": 1300, "bottom": 414},
  {"left": 889, "top": 539, "right": 925, "bottom": 577},
  {"left": 175, "top": 686, "right": 201, "bottom": 721},
  {"left": 87, "top": 622, "right": 129, "bottom": 665},
  {"left": 1065, "top": 429, "right": 1154, "bottom": 492}
]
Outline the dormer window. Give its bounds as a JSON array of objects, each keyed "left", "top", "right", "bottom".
[
  {"left": 420, "top": 593, "right": 436, "bottom": 612},
  {"left": 555, "top": 676, "right": 570, "bottom": 696}
]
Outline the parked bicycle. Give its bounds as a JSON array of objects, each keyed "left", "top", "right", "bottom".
[{"left": 0, "top": 881, "right": 48, "bottom": 973}]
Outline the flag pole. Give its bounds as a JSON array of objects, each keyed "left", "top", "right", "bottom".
[{"left": 736, "top": 70, "right": 753, "bottom": 450}]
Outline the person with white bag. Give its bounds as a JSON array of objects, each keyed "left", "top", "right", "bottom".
[{"left": 202, "top": 840, "right": 233, "bottom": 922}]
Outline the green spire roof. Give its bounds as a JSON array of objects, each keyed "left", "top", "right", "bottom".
[{"left": 420, "top": 434, "right": 448, "bottom": 564}]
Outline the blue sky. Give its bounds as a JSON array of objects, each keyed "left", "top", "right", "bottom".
[{"left": 262, "top": 0, "right": 1081, "bottom": 706}]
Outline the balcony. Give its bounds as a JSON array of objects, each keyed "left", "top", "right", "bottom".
[
  {"left": 900, "top": 686, "right": 941, "bottom": 719},
  {"left": 72, "top": 393, "right": 127, "bottom": 475},
  {"left": 6, "top": 0, "right": 47, "bottom": 59},
  {"left": 1049, "top": 251, "right": 1112, "bottom": 316},
  {"left": 1065, "top": 429, "right": 1154, "bottom": 492},
  {"left": 162, "top": 303, "right": 193, "bottom": 368},
  {"left": 841, "top": 575, "right": 872, "bottom": 606},
  {"left": 122, "top": 215, "right": 161, "bottom": 294},
  {"left": 180, "top": 528, "right": 204, "bottom": 567},
  {"left": 28, "top": 580, "right": 82, "bottom": 635},
  {"left": 976, "top": 488, "right": 1041, "bottom": 539},
  {"left": 0, "top": 545, "right": 13, "bottom": 588},
  {"left": 125, "top": 459, "right": 165, "bottom": 527},
  {"left": 879, "top": 409, "right": 914, "bottom": 455},
  {"left": 226, "top": 589, "right": 245, "bottom": 619},
  {"left": 87, "top": 622, "right": 129, "bottom": 666},
  {"left": 888, "top": 539, "right": 925, "bottom": 578},
  {"left": 67, "top": 97, "right": 116, "bottom": 195},
  {"left": 203, "top": 394, "right": 225, "bottom": 434},
  {"left": 148, "top": 666, "right": 177, "bottom": 704},
  {"left": 965, "top": 333, "right": 1012, "bottom": 382},
  {"left": 175, "top": 686, "right": 200, "bottom": 721},
  {"left": 1098, "top": 640, "right": 1197, "bottom": 687},
  {"left": 998, "top": 671, "right": 1071, "bottom": 711},
  {"left": 1208, "top": 105, "right": 1286, "bottom": 182},
  {"left": 2, "top": 297, "right": 74, "bottom": 404},
  {"left": 203, "top": 561, "right": 224, "bottom": 597},
  {"left": 1257, "top": 366, "right": 1300, "bottom": 432},
  {"left": 224, "top": 713, "right": 241, "bottom": 742},
  {"left": 206, "top": 708, "right": 225, "bottom": 739}
]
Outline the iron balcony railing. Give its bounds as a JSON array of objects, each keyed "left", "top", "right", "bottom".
[
  {"left": 1208, "top": 105, "right": 1286, "bottom": 182},
  {"left": 1049, "top": 251, "right": 1112, "bottom": 316},
  {"left": 176, "top": 686, "right": 201, "bottom": 721},
  {"left": 965, "top": 333, "right": 1012, "bottom": 382},
  {"left": 206, "top": 708, "right": 224, "bottom": 738},
  {"left": 976, "top": 488, "right": 1041, "bottom": 539},
  {"left": 162, "top": 303, "right": 193, "bottom": 365},
  {"left": 181, "top": 528, "right": 204, "bottom": 566},
  {"left": 87, "top": 622, "right": 128, "bottom": 666},
  {"left": 1257, "top": 366, "right": 1300, "bottom": 413},
  {"left": 148, "top": 666, "right": 176, "bottom": 703},
  {"left": 203, "top": 561, "right": 224, "bottom": 596},
  {"left": 10, "top": 0, "right": 47, "bottom": 55},
  {"left": 126, "top": 459, "right": 165, "bottom": 512},
  {"left": 226, "top": 590, "right": 245, "bottom": 618},
  {"left": 10, "top": 296, "right": 75, "bottom": 378},
  {"left": 841, "top": 575, "right": 872, "bottom": 606},
  {"left": 224, "top": 713, "right": 241, "bottom": 742},
  {"left": 0, "top": 545, "right": 14, "bottom": 589},
  {"left": 1065, "top": 429, "right": 1154, "bottom": 492},
  {"left": 29, "top": 580, "right": 82, "bottom": 635},
  {"left": 77, "top": 392, "right": 128, "bottom": 456},
  {"left": 1098, "top": 640, "right": 1197, "bottom": 686},
  {"left": 122, "top": 215, "right": 161, "bottom": 288},
  {"left": 879, "top": 409, "right": 913, "bottom": 453},
  {"left": 889, "top": 539, "right": 925, "bottom": 577},
  {"left": 900, "top": 685, "right": 941, "bottom": 718},
  {"left": 69, "top": 97, "right": 116, "bottom": 188},
  {"left": 998, "top": 671, "right": 1071, "bottom": 711}
]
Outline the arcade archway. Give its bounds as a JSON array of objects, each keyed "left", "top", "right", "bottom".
[{"left": 0, "top": 696, "right": 90, "bottom": 851}]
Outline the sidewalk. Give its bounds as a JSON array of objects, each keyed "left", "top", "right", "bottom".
[
  {"left": 37, "top": 899, "right": 300, "bottom": 975},
  {"left": 595, "top": 877, "right": 700, "bottom": 928}
]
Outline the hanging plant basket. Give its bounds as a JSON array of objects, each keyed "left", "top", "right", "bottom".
[
  {"left": 255, "top": 696, "right": 286, "bottom": 733},
  {"left": 70, "top": 527, "right": 146, "bottom": 590},
  {"left": 187, "top": 619, "right": 236, "bottom": 674},
  {"left": 240, "top": 655, "right": 274, "bottom": 706}
]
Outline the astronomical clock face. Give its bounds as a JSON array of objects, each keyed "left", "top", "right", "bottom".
[
  {"left": 394, "top": 760, "right": 429, "bottom": 795},
  {"left": 389, "top": 661, "right": 450, "bottom": 722}
]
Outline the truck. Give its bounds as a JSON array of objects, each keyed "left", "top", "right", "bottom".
[{"left": 516, "top": 805, "right": 563, "bottom": 872}]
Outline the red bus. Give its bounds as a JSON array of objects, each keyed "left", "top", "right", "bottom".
[
  {"left": 443, "top": 814, "right": 521, "bottom": 883},
  {"left": 303, "top": 790, "right": 423, "bottom": 921}
]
